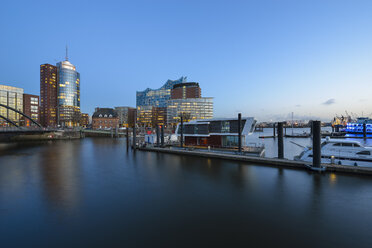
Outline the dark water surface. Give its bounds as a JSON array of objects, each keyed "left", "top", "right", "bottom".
[{"left": 1, "top": 138, "right": 372, "bottom": 247}]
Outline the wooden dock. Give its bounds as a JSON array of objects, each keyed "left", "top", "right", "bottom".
[{"left": 137, "top": 146, "right": 372, "bottom": 176}]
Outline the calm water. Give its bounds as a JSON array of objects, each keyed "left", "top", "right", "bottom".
[{"left": 1, "top": 138, "right": 372, "bottom": 247}]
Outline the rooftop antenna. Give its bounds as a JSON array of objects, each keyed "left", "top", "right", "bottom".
[{"left": 65, "top": 45, "right": 68, "bottom": 61}]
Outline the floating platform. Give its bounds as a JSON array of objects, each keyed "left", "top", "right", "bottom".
[{"left": 137, "top": 146, "right": 372, "bottom": 176}]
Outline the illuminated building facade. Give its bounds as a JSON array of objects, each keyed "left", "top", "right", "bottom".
[
  {"left": 22, "top": 94, "right": 39, "bottom": 126},
  {"left": 56, "top": 59, "right": 80, "bottom": 127},
  {"left": 40, "top": 64, "right": 58, "bottom": 127},
  {"left": 114, "top": 106, "right": 136, "bottom": 127},
  {"left": 136, "top": 77, "right": 187, "bottom": 108},
  {"left": 136, "top": 77, "right": 213, "bottom": 126},
  {"left": 152, "top": 107, "right": 167, "bottom": 127},
  {"left": 136, "top": 77, "right": 186, "bottom": 126},
  {"left": 136, "top": 106, "right": 153, "bottom": 127},
  {"left": 80, "top": 113, "right": 89, "bottom": 127},
  {"left": 0, "top": 84, "right": 23, "bottom": 126},
  {"left": 166, "top": 97, "right": 213, "bottom": 125}
]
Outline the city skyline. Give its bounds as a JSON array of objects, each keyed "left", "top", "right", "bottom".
[{"left": 1, "top": 0, "right": 372, "bottom": 121}]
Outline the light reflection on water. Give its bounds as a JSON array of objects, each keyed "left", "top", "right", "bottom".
[{"left": 0, "top": 138, "right": 372, "bottom": 247}]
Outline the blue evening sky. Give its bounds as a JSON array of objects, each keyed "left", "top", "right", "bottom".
[{"left": 1, "top": 0, "right": 372, "bottom": 121}]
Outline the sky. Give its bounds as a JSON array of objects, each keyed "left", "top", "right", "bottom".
[{"left": 1, "top": 0, "right": 372, "bottom": 121}]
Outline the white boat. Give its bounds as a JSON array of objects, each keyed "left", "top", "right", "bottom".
[{"left": 294, "top": 137, "right": 372, "bottom": 167}]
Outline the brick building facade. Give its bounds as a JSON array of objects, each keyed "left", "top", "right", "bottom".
[
  {"left": 22, "top": 94, "right": 39, "bottom": 126},
  {"left": 92, "top": 108, "right": 119, "bottom": 129},
  {"left": 40, "top": 64, "right": 58, "bottom": 127},
  {"left": 171, "top": 82, "right": 201, "bottom": 99}
]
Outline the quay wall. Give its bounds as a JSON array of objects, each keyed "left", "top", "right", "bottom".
[
  {"left": 138, "top": 147, "right": 372, "bottom": 177},
  {"left": 0, "top": 131, "right": 82, "bottom": 142}
]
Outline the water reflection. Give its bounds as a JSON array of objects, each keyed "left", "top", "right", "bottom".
[
  {"left": 1, "top": 138, "right": 372, "bottom": 247},
  {"left": 38, "top": 141, "right": 82, "bottom": 211}
]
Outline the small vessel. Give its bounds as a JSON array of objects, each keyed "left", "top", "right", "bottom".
[{"left": 294, "top": 137, "right": 372, "bottom": 167}]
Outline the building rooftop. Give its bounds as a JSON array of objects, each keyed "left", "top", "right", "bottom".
[
  {"left": 173, "top": 82, "right": 199, "bottom": 89},
  {"left": 92, "top": 108, "right": 118, "bottom": 118}
]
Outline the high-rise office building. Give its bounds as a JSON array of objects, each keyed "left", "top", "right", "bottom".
[
  {"left": 0, "top": 84, "right": 23, "bottom": 126},
  {"left": 40, "top": 49, "right": 81, "bottom": 128},
  {"left": 56, "top": 58, "right": 80, "bottom": 127},
  {"left": 40, "top": 64, "right": 58, "bottom": 127}
]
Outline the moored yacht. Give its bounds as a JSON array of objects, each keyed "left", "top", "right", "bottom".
[{"left": 295, "top": 137, "right": 372, "bottom": 167}]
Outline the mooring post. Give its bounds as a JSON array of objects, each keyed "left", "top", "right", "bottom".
[
  {"left": 126, "top": 127, "right": 129, "bottom": 150},
  {"left": 156, "top": 125, "right": 160, "bottom": 147},
  {"left": 238, "top": 113, "right": 242, "bottom": 153},
  {"left": 161, "top": 125, "right": 164, "bottom": 147},
  {"left": 277, "top": 122, "right": 284, "bottom": 159},
  {"left": 284, "top": 125, "right": 287, "bottom": 136},
  {"left": 363, "top": 122, "right": 367, "bottom": 139},
  {"left": 180, "top": 116, "right": 184, "bottom": 148},
  {"left": 133, "top": 125, "right": 136, "bottom": 149},
  {"left": 273, "top": 123, "right": 276, "bottom": 138},
  {"left": 312, "top": 120, "right": 321, "bottom": 168},
  {"left": 133, "top": 112, "right": 137, "bottom": 149}
]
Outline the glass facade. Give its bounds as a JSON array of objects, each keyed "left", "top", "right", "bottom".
[
  {"left": 136, "top": 77, "right": 187, "bottom": 107},
  {"left": 0, "top": 84, "right": 24, "bottom": 126},
  {"left": 56, "top": 60, "right": 80, "bottom": 127},
  {"left": 222, "top": 136, "right": 240, "bottom": 147},
  {"left": 167, "top": 97, "right": 213, "bottom": 125}
]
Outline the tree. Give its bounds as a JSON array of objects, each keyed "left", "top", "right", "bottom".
[
  {"left": 178, "top": 112, "right": 192, "bottom": 123},
  {"left": 72, "top": 111, "right": 82, "bottom": 126}
]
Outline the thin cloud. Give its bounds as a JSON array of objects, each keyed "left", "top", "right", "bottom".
[
  {"left": 295, "top": 104, "right": 301, "bottom": 107},
  {"left": 322, "top": 98, "right": 335, "bottom": 106}
]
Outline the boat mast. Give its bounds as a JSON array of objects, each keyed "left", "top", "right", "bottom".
[{"left": 292, "top": 112, "right": 294, "bottom": 135}]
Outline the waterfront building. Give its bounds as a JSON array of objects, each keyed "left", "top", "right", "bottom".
[
  {"left": 22, "top": 93, "right": 39, "bottom": 126},
  {"left": 171, "top": 82, "right": 201, "bottom": 99},
  {"left": 0, "top": 84, "right": 24, "bottom": 126},
  {"left": 175, "top": 117, "right": 256, "bottom": 148},
  {"left": 92, "top": 108, "right": 119, "bottom": 130},
  {"left": 114, "top": 106, "right": 136, "bottom": 127},
  {"left": 40, "top": 64, "right": 58, "bottom": 127},
  {"left": 152, "top": 107, "right": 167, "bottom": 127},
  {"left": 166, "top": 97, "right": 213, "bottom": 125},
  {"left": 136, "top": 77, "right": 213, "bottom": 127},
  {"left": 136, "top": 77, "right": 187, "bottom": 107},
  {"left": 136, "top": 105, "right": 153, "bottom": 127},
  {"left": 56, "top": 58, "right": 80, "bottom": 127},
  {"left": 136, "top": 106, "right": 167, "bottom": 127},
  {"left": 80, "top": 113, "right": 89, "bottom": 127}
]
